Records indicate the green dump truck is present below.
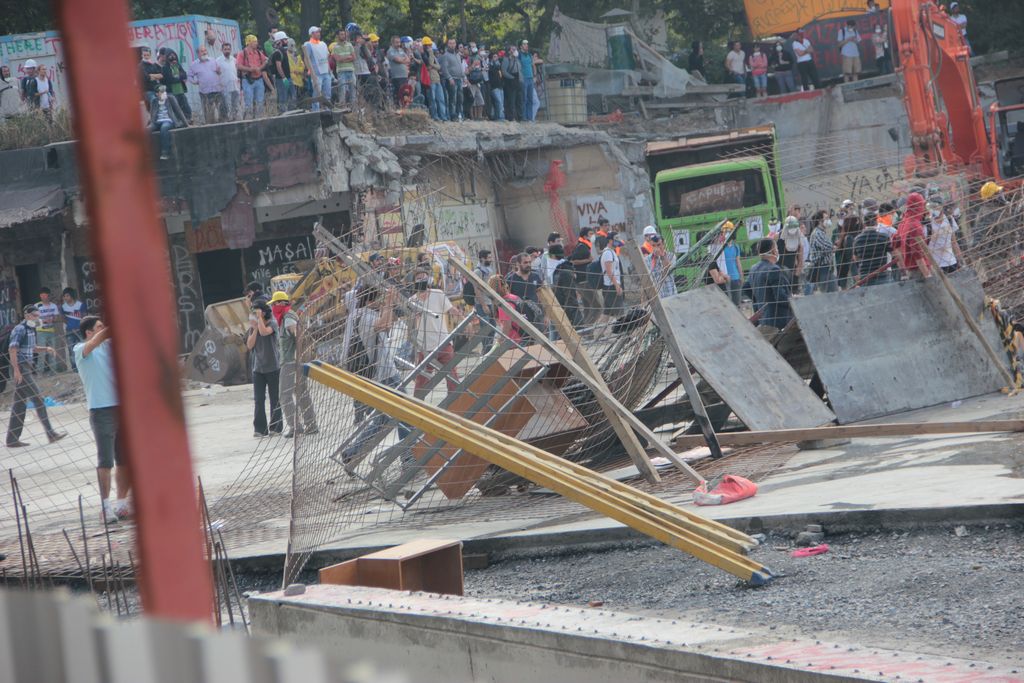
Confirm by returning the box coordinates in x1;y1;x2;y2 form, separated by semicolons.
646;125;786;285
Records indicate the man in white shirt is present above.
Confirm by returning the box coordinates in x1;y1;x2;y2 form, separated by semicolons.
540;232;564;284
74;317;132;523
948;2;972;55
724;41;746;86
791;28;821;91
35;287;62;374
216;42;241;121
838;19;862;82
927;200;963;273
599;232;624;330
410;268;462;398
304;26;332;110
342;285;411;465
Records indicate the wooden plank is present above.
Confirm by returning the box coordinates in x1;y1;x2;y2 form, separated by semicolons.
451;258;705;484
318;559;359;586
306;363;771;584
360;539;461;561
537;286;661;485
673;419;1024;449
660;285;835;430
314;363;755;553
415;359;533;499
622;239;725;458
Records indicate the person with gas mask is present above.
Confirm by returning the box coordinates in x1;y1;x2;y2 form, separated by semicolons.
7;305;66;447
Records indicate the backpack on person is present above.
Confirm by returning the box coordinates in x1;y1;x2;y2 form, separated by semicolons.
585;259;604;289
515;297;544;327
345;311;375;378
462;277;477;307
553;261;580;325
502;293;542;344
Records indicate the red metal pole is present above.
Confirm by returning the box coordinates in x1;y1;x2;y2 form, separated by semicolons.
53;0;213;621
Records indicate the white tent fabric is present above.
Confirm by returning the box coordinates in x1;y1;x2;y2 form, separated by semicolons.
547;8;700;98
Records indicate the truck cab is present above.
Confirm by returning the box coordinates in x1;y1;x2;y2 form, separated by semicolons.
646;125;785;286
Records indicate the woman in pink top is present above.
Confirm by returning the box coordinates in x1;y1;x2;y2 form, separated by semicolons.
487;275;522;345
749;44;769;98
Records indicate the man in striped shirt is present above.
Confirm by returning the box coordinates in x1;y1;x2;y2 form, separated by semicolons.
6;305;66;447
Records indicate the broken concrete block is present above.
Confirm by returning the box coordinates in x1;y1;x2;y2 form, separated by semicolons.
795;524;825;547
348;164;370;189
346;136;375;154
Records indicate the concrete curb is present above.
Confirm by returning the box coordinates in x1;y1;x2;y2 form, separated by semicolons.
250;584;1024;683
229;502;1024;574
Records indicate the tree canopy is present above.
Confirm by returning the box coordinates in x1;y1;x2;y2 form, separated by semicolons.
0;0;1016;77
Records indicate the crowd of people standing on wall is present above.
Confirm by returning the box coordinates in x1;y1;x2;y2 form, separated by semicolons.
687;0;973;98
132;23;547;159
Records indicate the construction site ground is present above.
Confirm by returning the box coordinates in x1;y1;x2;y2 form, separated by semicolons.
5;372;1023;672
210;385;1024;561
4;374;1024;563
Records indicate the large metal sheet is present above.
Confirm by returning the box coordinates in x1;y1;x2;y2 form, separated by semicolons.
661;285;835;430
791;269;1009;424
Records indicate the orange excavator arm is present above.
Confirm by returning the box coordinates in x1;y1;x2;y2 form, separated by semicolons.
891;0;992;178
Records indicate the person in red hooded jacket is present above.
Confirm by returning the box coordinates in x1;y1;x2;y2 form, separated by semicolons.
892;192;932;278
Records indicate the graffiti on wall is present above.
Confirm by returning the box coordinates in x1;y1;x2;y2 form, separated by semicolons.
242;236;315;291
400;186;496;265
0;277;19;335
793;163;905;212
0;16;240;114
576;195;626;232
170;239;205;353
74;258;103;317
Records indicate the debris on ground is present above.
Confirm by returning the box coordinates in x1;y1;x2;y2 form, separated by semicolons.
464;524;1024;666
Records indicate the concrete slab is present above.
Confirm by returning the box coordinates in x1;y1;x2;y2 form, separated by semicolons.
249;584;1024;683
792;269;1011;424
661;286;835;430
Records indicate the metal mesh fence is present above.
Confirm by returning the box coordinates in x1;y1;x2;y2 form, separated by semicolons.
4;134;1023;590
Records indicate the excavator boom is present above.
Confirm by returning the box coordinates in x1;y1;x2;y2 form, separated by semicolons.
891;0;993;179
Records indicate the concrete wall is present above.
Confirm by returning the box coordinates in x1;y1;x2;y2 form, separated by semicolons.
401;162;503;264
249;585;834;683
497;144;625;251
739;82;910;212
387;123;658;252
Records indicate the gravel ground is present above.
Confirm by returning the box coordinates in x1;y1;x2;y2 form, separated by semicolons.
464;523;1024;667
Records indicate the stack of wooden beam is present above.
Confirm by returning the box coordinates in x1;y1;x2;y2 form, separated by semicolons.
305;362;775;586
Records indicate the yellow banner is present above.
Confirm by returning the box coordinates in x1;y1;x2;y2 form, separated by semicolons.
744;0;891;36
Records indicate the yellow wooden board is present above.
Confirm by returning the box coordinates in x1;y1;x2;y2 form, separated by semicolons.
744;0;890;36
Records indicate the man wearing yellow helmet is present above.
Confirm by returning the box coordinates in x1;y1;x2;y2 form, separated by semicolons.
237;34;268;118
270;291;318;438
422;36;447;121
979;181;1003;202
719;222;743;304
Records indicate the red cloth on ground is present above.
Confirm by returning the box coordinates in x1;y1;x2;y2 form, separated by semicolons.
693;474;758;506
